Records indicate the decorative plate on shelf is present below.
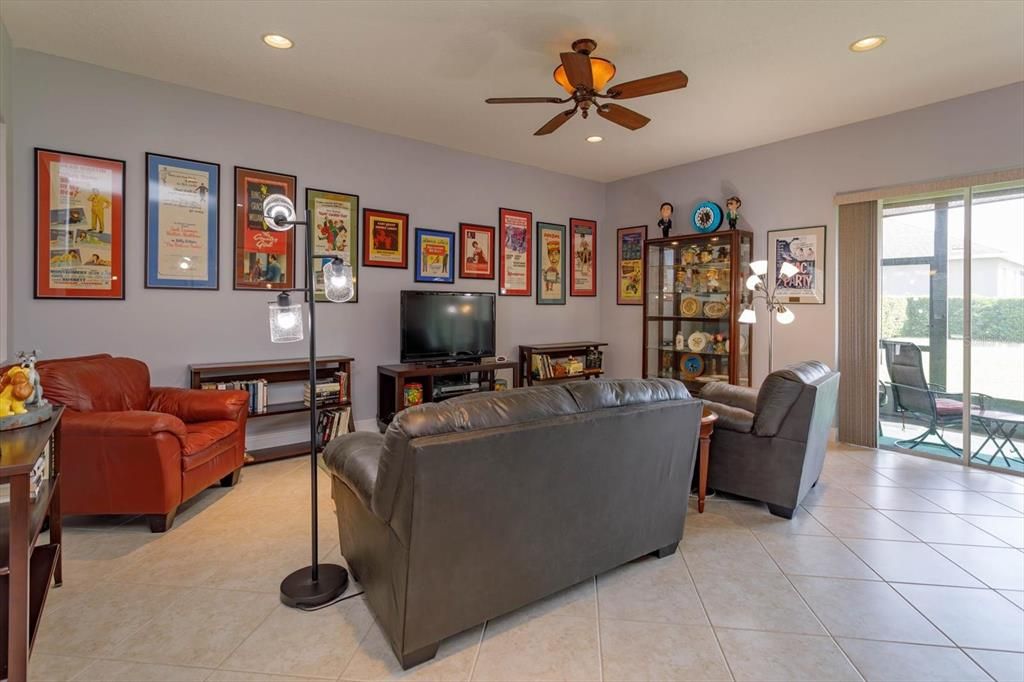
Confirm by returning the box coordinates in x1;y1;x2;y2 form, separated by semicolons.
681;353;705;379
680;297;700;317
691;201;723;233
688;331;708;352
704;301;727;318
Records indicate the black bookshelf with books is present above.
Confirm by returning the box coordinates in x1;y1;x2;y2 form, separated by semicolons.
189;356;355;464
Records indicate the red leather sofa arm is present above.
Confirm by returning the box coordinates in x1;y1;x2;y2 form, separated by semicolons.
148;387;249;424
62;409;189;447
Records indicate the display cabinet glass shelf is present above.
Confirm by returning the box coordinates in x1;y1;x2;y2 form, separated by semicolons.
642;230;753;394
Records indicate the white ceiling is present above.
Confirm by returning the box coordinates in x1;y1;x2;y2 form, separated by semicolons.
3;0;1023;182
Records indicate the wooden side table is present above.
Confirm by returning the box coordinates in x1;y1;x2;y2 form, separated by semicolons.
697;407;718;513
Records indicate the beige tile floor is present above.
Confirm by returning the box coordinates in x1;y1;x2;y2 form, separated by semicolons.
29;443;1024;682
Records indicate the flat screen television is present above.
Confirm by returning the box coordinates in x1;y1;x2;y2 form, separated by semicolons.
400;290;496;364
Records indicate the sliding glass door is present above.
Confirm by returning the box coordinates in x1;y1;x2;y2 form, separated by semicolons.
878;182;1023;473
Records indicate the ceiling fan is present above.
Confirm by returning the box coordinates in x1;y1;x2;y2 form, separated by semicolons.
486;38;688;136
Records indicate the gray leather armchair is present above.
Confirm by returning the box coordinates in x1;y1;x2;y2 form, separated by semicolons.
700;361;840;518
323;378;703;669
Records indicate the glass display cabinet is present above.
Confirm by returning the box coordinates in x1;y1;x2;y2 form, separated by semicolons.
642;230;753;394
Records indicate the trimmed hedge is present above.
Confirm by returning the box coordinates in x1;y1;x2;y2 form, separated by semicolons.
883;297;1024;343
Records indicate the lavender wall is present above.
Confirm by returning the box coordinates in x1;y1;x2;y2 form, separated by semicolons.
601;82;1024;386
9;51;606;437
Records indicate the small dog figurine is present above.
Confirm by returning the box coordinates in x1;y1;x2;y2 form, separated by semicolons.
17;350;49;408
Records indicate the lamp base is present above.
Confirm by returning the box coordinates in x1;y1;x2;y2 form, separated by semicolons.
280;563;349;608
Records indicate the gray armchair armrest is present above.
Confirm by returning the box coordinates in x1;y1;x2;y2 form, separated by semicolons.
322;431;385;510
700;382;758;413
701;400;754;433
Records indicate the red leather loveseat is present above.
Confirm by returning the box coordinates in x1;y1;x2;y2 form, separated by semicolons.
35;354;248;531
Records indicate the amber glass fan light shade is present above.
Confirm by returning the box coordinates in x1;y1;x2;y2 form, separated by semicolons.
553;58;616;93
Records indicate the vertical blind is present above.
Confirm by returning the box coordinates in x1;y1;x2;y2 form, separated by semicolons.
837;200;879;446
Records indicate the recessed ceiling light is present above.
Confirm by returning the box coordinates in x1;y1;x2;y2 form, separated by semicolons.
263;34;294;49
586;135;603;143
849;35;886;52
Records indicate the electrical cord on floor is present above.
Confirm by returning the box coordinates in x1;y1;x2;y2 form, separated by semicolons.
298;587;366;611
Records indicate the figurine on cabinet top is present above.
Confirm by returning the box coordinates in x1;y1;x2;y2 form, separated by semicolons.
726;196;742;230
658;202;674;238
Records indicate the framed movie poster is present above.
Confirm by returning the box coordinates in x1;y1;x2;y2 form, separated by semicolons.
233;166;296;290
459;223;495;280
363;208;408;268
499;207;532;296
145;153;219;290
414;228;455;284
308;188;359;302
536;222;566;305
616;225;645;305
569;217;596;297
35;148;125;299
768;225;826;304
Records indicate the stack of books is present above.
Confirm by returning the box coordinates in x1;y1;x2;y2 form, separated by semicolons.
531;354;584;380
303;371;348;407
0;445;50;503
316;406;351;449
200;379;269;414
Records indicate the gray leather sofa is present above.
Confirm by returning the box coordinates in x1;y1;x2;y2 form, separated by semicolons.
323;378;702;669
700;361;840;518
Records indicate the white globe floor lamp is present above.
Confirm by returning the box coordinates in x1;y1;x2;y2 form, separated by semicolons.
738;259;797;374
262;193;355;608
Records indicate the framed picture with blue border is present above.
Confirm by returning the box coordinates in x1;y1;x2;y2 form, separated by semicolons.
414;228;455;283
145;152;220;289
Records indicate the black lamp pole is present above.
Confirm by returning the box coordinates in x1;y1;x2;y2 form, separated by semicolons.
276;209;349;608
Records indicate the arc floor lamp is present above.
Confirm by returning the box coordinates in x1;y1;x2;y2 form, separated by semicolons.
262;193;354;608
738;259;797;374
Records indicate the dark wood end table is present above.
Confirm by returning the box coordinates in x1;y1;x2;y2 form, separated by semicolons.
697;407;718;513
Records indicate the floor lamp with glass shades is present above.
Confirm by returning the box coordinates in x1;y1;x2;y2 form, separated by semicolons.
738;259;797;374
262;193;355;608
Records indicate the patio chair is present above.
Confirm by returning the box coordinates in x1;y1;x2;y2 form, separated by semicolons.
880;340;984;456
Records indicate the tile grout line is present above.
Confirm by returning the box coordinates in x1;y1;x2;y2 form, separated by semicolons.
593;576;604;682
679;544;737;681
466;618;486;682
747;524;867;682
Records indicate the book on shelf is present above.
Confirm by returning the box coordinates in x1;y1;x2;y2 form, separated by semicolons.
0;443;50;503
531;353;586;380
200;378;270;414
315;406;351;449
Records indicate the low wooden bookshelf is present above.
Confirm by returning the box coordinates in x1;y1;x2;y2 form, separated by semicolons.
189;356;354;464
2;406;63;682
518;342;607;386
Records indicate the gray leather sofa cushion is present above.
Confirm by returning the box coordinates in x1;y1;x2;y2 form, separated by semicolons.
565;377;690;410
700;382;758;413
754;361;833;437
322;431;385;507
702;400;754;433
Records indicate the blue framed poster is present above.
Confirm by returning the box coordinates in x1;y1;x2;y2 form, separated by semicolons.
145;152;220;289
414;228;455;283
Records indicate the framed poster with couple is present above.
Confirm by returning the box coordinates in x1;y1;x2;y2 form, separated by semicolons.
499;207;532;296
308;188;359;302
536;222;566;305
768;225;826;304
146;153;219;290
233;166;296;290
35;148;126;300
569;217;596;297
459;223;494;280
363;208;409;268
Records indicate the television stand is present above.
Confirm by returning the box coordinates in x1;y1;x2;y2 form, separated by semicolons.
376;360;519;431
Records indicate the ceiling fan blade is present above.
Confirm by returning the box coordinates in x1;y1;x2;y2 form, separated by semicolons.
534;108;577;136
560;51;593;91
597;103;650;130
606;71;688;99
485;97;565;104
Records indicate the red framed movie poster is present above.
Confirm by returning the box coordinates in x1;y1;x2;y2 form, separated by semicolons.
458;223;495;280
233;166;296;290
499;207;532;296
362;208;409;268
569;217;597;297
35;148;126;299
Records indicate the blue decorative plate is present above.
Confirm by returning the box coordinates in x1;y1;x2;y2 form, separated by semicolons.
691;201;723;233
681;353;704;379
